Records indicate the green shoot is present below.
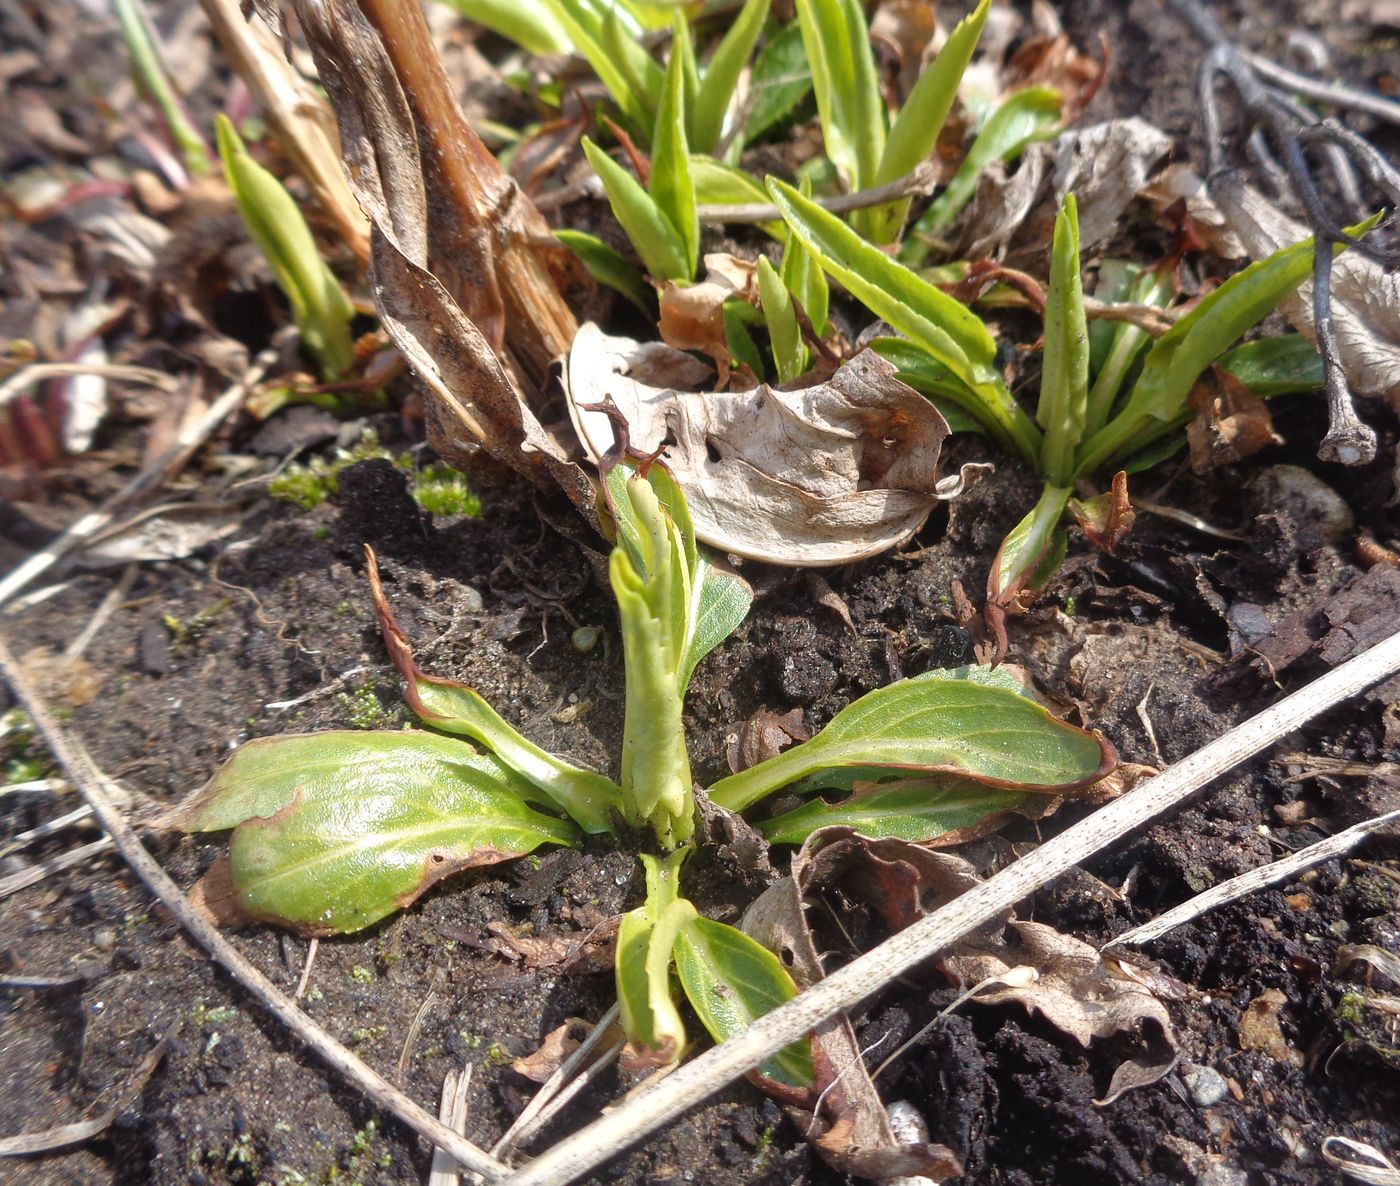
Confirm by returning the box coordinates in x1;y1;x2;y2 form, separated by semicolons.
437;0;571;55
215;116;356;380
113;0;212;179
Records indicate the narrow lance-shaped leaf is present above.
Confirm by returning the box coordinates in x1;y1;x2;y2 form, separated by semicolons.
216;115;354;379
867;0;990;244
794;0;884;195
759;776;1030;846
689;155;788;240
651;30;700;279
1037;194;1089;486
707;664;1111;813
616;850;697;1068
768;178;1042;465
544;0;657;130
367;549;623;834
903;86;1063;264
1084;262;1176;436
555;228;655;316
1075;220;1376;476
181;730;577;935
673;914;814;1088
439;0;571;55
691;0;772;154
582;137;690;283
780;176;829;338
757;255;807;383
1218;335;1325;396
984;483;1071;659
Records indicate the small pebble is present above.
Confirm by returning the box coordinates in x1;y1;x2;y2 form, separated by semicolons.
1182;1063;1229;1108
571;626;600;654
92;928;117;953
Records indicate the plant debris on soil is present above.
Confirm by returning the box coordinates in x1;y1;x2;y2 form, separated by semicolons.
2;0;1399;1185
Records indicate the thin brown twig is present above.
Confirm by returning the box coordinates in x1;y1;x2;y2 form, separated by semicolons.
0;632;510;1182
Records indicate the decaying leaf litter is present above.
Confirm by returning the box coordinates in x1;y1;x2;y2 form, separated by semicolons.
2;0;1399;1184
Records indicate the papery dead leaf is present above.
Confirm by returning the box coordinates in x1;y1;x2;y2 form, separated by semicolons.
726;707;810;774
943;919;1179;1102
290;0;583;493
1185;367;1283;472
960;119;1172;261
482;918;618;973
78;502;244;567
742;879;964;1182
566;325;966;564
511;1019;590;1083
658;253;757;385
1237;988;1304;1067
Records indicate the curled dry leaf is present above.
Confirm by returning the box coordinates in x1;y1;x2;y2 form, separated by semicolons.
511;1019;591;1084
1167;168;1400;404
960;118;1172;261
742;878;964;1182
658;253;758;385
726;706;810;774
481;918;618;973
566;325;971;564
1185;366;1283;472
943;920;1179;1103
1068;470;1135;552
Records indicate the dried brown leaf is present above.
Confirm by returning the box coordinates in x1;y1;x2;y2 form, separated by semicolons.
1068;469;1136;551
943;919;1179;1101
1185;367;1283;472
566;326;958;564
657;254;757;385
511;1019;590;1083
726;707;810;774
1237;988;1304;1067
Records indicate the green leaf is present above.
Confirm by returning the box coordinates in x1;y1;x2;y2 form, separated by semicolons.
1037;194;1089;486
690;155;787;241
758;776;1029;845
582;137;691;282
437;0;571;55
868;0;989;243
1084;262;1175;436
985;482;1072;610
743;20;813;143
692;0;771;154
794;0;884;195
616;850;697;1066
768;178;1041;463
673;915;813;1087
707;665;1109;812
757;255;807;383
216;115;354;380
186;730;576;934
904;86;1062;260
545;0;659;130
1219;335;1325;396
555;228;656;315
723;300;767;379
681;558;753;690
1074;221;1376;476
651;36;700;278
779;178;829;338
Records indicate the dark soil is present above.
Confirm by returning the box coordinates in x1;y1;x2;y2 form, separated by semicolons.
3;1;1399;1185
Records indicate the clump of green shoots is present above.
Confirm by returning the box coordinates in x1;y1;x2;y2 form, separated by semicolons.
178;460;1111;1073
113;0;212;181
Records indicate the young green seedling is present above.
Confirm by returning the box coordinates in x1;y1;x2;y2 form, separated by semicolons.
180;458;1112;1069
216;116;356;381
